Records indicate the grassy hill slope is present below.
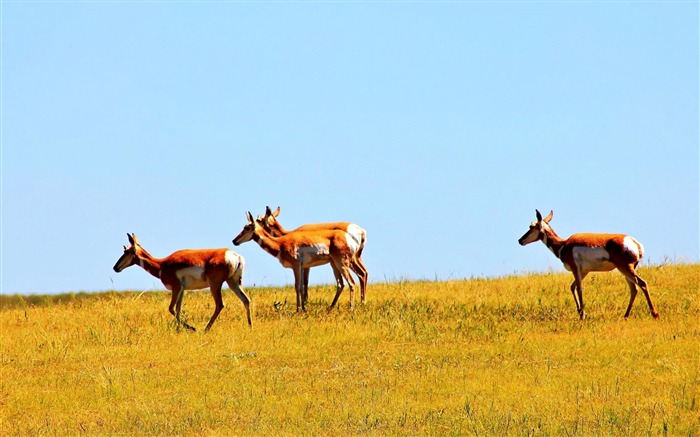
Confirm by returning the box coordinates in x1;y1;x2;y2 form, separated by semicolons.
1;263;698;435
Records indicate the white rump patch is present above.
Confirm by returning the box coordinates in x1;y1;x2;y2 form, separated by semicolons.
622;236;643;261
572;247;615;273
176;266;209;290
345;231;361;254
345;224;365;247
225;250;243;276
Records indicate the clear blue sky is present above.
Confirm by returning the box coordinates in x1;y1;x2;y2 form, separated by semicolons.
2;1;698;295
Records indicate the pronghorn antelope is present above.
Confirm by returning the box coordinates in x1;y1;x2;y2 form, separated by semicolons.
257;206;368;305
518;210;659;320
113;233;252;331
233;212;359;312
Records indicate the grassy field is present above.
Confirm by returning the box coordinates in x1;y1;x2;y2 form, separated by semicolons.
1;263;698;436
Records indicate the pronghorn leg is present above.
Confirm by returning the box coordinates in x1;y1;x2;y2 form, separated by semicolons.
168;287;179;318
637;275;659;319
341;263;357;309
618;264;659;319
569;280;581;313
350;256;368;304
204;283;225;332
303;267;311;307
328;263;345;309
227;276;253;328
292;268;301;312
622;277;639;319
169;286;195;331
573;270;587;320
295;265;306;312
332;259;356;310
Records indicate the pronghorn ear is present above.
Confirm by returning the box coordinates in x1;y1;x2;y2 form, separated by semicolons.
272;206;280;217
543;210;554;223
535;209;543;222
246;211;254;223
130;233;139;245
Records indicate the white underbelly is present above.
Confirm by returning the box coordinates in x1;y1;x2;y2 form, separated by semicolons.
295;244;331;268
571;247;616;273
176;266;209;290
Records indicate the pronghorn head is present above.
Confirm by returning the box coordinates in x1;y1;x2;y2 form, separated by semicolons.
257;206;283;236
233;212;259;246
113;233;142;272
518;210;554;246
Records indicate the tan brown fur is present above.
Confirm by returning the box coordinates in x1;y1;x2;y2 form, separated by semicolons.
518;210;658;320
113;234;252;331
234;212;358;312
258;206;368;305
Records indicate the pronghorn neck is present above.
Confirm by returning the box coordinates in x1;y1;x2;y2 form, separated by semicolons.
136;248;163;279
268;219;289;237
252;228;281;258
541;225;566;259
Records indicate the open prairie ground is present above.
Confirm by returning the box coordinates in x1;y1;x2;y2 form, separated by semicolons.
1;263;698;436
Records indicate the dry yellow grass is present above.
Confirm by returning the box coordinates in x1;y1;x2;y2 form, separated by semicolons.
1;263;698;436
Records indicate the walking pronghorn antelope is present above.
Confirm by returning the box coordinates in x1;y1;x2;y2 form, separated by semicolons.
233;212;359;312
113;233;252;331
257;206;368;306
518;210;659;320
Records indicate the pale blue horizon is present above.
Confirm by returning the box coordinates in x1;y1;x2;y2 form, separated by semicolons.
2;1;698;295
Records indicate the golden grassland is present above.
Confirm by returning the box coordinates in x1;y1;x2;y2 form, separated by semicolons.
1;263;698;436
